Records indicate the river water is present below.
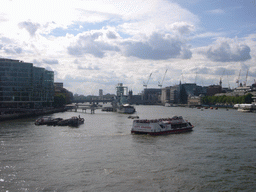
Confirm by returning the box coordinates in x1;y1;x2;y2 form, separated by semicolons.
0;105;256;191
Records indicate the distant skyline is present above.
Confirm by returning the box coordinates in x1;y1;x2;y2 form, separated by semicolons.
1;0;256;95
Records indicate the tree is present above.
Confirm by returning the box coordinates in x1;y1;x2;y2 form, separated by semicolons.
244;93;253;103
53;94;66;108
201;93;253;105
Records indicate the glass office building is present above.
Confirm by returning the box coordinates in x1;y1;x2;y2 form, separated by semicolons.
0;58;54;108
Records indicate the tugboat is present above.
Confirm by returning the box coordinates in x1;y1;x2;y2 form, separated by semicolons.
131;116;194;135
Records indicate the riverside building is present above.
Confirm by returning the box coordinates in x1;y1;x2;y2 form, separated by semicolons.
0;58;54;109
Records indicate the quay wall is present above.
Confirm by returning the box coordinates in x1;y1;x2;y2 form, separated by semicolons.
0;108;67;121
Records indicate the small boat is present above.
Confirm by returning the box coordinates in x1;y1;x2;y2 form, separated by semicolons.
131;116;194;135
128;115;139;119
35;116;53;125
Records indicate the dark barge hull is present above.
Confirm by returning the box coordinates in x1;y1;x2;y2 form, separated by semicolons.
131;127;193;136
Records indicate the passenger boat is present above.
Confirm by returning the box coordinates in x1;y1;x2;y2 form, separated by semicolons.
131;116;194;135
234;104;256;112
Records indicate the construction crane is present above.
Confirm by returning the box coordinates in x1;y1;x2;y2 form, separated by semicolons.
158;69;168;87
143;73;152;88
219;69;225;87
243;69;249;87
236;69;241;87
226;71;230;89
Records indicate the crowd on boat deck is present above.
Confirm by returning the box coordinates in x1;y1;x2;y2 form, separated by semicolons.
134;116;183;123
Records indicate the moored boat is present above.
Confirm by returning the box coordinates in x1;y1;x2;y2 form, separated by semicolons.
35;116;53;125
69;116;84;127
57;116;84;127
131;116;194;135
117;104;136;114
35;116;84;127
46;118;63;126
234;104;256;112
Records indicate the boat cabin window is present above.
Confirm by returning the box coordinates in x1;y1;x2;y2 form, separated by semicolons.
171;123;187;129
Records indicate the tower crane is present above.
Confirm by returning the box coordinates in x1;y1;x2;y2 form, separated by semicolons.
219;69;225;87
143;73;152;88
244;69;249;87
236;69;241;87
226;71;230;89
158;69;168;87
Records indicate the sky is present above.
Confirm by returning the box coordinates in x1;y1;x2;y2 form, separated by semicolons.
1;0;256;95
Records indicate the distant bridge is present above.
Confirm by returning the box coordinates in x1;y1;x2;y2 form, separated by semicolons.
66;103;110;114
72;99;114;104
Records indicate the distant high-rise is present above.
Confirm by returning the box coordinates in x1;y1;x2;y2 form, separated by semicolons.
99;89;103;96
0;58;54;108
99;89;103;99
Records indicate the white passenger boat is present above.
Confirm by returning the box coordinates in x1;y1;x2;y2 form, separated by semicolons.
234;104;256;112
131;116;194;135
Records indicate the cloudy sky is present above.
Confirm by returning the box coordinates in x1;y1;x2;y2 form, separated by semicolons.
1;0;256;95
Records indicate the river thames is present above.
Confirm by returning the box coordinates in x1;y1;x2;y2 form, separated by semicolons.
1;105;256;191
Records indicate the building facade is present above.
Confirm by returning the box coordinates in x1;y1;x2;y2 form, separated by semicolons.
142;88;162;104
161;85;181;105
54;82;73;105
0;58;54;109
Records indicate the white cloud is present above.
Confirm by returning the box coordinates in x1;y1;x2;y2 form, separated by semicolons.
67;31;120;58
198;37;251;62
42;59;59;65
18;21;40;37
168;22;195;35
121;32;192;60
3;46;22;54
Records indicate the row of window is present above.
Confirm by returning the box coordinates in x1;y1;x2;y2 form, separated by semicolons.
0;61;54;103
0;96;54;101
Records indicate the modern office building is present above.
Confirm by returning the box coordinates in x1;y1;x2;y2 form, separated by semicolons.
142;88;162;104
0;58;54;109
99;89;103;99
161;84;181;105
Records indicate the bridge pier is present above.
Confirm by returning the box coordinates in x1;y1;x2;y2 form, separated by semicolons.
91;108;95;114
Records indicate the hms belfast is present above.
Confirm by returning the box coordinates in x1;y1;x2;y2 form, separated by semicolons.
112;83;136;114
